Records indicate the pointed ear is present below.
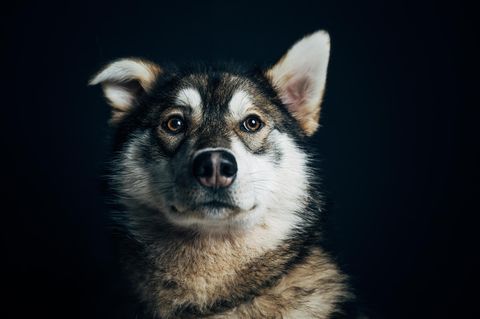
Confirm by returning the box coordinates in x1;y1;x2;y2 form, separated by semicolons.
266;30;330;136
89;58;161;124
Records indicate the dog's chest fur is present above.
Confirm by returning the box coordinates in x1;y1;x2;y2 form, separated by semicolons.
122;223;350;319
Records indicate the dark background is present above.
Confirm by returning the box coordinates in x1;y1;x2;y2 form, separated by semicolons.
1;1;476;318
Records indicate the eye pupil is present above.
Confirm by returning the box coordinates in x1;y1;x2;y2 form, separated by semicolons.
243;116;262;132
166;117;185;133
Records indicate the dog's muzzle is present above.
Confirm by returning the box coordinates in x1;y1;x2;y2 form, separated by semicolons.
192;150;237;189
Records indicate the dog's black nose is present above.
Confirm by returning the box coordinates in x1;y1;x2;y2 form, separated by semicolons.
192;150;237;188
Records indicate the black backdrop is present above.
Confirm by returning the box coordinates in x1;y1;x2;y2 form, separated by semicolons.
1;1;476;318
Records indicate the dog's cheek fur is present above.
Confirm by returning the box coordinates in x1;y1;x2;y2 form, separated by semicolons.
110;130;175;239
229;129;310;237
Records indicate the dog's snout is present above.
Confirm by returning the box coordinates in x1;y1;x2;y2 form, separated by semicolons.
193;150;237;188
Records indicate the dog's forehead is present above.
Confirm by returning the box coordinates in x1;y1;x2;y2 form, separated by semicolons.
173;73;258;115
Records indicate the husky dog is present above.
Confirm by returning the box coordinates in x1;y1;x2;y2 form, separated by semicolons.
90;31;361;318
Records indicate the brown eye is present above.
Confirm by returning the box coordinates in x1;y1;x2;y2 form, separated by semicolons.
164;116;185;134
242;116;263;132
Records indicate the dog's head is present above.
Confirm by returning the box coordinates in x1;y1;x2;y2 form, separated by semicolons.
91;31;330;234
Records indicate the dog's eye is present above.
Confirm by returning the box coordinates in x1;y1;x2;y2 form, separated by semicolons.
164;116;185;134
241;116;263;133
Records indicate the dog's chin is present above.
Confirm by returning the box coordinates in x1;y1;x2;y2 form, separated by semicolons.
163;201;257;230
173;201;242;220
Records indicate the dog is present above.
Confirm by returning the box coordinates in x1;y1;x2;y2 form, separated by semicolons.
90;30;362;318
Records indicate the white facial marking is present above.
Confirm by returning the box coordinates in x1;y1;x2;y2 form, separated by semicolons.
176;88;202;119
159;131;310;249
229;90;252;120
226;132;309;247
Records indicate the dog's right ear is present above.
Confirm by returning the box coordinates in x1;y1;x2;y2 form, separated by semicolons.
89;58;161;124
266;31;330;136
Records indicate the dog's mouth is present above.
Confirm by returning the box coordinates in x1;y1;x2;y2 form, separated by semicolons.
165;198;258;229
170;200;240;216
166;188;257;225
195;201;238;210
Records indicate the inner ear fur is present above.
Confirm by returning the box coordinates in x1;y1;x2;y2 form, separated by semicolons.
89;58;161;124
266;30;331;136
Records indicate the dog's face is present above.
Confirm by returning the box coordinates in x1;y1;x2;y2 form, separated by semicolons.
91;31;330;233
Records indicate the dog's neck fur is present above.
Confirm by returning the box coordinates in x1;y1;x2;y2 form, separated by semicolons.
115;200;350;319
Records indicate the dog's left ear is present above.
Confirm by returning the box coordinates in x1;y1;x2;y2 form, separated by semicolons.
266;30;330;136
89;58;162;124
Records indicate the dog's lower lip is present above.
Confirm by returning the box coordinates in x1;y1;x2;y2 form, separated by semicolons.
197;201;236;209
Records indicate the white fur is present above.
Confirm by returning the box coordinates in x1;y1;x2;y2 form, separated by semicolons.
89;59;158;87
228;132;310;248
268;30;330;134
89;58;159;110
228;90;252;120
268;31;330;104
124;126;310;246
103;85;135;110
176;88;203;119
156;130;310;250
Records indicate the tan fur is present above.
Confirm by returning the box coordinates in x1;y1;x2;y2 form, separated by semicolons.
265;70;323;136
123;224;350;319
218;249;350;319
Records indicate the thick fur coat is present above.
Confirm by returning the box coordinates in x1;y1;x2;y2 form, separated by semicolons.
91;31;361;318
